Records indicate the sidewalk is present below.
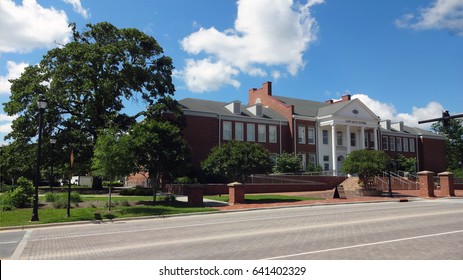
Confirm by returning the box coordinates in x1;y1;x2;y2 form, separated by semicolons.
206;189;463;211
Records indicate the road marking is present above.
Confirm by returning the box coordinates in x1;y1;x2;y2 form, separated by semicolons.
11;230;31;260
264;229;463;260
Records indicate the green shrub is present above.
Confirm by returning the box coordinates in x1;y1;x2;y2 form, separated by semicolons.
119;186;151;196
103;181;124;187
1;177;34;210
174;177;198;184
45;192;56;202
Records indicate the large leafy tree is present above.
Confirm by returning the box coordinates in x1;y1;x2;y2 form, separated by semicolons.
342;149;391;188
431;118;463;176
3;22;175;181
201;141;273;183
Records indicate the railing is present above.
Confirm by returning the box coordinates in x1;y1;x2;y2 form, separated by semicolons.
375;171;420;191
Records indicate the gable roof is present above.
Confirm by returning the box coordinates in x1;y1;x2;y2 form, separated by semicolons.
179;98;287;121
274;95;329;117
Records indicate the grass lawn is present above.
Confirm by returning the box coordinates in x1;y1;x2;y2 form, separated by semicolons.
205;194;325;203
0;194;217;228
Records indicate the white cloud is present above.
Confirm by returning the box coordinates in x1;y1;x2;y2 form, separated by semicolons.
179;0;324;92
0;114;17;134
178;59;241;93
0;61;29;95
395;0;463;36
0;0;71;53
63;0;90;19
352;94;445;129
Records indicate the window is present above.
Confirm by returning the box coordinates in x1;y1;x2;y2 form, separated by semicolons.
396;137;402;152
223;121;232;140
403;138;409;152
382;135;389;150
307;154;316;169
308;127;315;144
247;123;255;142
337;131;343;146
323;155;329;162
269;125;277;143
410;139;415;153
235;122;243;141
298;125;306;144
350;132;356;146
258;124;266;143
389;136;395;151
323;130;329;144
364;132;369;148
324;163;330;171
370;132;375;147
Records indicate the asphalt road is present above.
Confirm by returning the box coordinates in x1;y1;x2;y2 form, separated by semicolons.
1;198;463;260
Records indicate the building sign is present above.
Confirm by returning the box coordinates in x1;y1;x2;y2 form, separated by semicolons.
345;120;367;125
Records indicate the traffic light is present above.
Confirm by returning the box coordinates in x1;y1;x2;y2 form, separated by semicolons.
442;110;450;128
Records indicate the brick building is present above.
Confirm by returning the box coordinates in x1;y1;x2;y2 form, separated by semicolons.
179;81;446;175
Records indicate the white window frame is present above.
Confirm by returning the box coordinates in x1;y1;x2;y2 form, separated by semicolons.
298;125;306;144
410;139;415;153
389;136;395;151
247;123;255;142
396;137;402;152
269;125;277;143
323;130;329;145
403;138;409;152
382;135;389;150
350;132;356;147
308;127;315;144
235;122;243;141
223;121;232;140
258;124;266;143
337;131;343;146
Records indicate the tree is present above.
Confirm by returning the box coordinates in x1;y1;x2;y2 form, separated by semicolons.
3;22;175;183
272;153;302;174
201;141;273;183
92;129;136;210
431;118;463;176
128;118;190;203
341;149;391;188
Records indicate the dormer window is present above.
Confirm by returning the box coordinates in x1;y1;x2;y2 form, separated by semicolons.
248;103;263;117
225;100;241;114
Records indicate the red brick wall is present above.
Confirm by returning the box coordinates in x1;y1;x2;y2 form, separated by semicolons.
418;137;446;173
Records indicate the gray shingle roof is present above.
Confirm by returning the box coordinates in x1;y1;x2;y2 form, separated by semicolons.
179;98;287;121
275;95;353;117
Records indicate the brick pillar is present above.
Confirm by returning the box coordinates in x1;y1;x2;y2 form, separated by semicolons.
228;182;246;205
186;185;205;207
438;172;455;197
417;171;435;197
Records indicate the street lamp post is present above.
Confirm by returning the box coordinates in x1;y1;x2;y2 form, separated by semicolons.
50;138;57;192
31;94;47;222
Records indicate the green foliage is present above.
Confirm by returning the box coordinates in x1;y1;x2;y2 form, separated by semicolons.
431;118;463;174
102;181;124;187
1;177;34;211
128;118;190;202
201;141;273;183
342;150;391;188
396;154;417;173
272;153;302;173
3;22;175;177
92;129;136;181
174;177;198;184
44;192;83;209
119;186;152;196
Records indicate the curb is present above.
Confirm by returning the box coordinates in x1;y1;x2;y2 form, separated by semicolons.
0;197;424;231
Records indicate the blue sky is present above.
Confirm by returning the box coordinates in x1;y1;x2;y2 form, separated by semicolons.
1;0;463;144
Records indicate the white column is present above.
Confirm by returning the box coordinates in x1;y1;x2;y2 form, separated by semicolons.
360;127;365;149
331;124;337;175
374;128;378;150
346;125;351;154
